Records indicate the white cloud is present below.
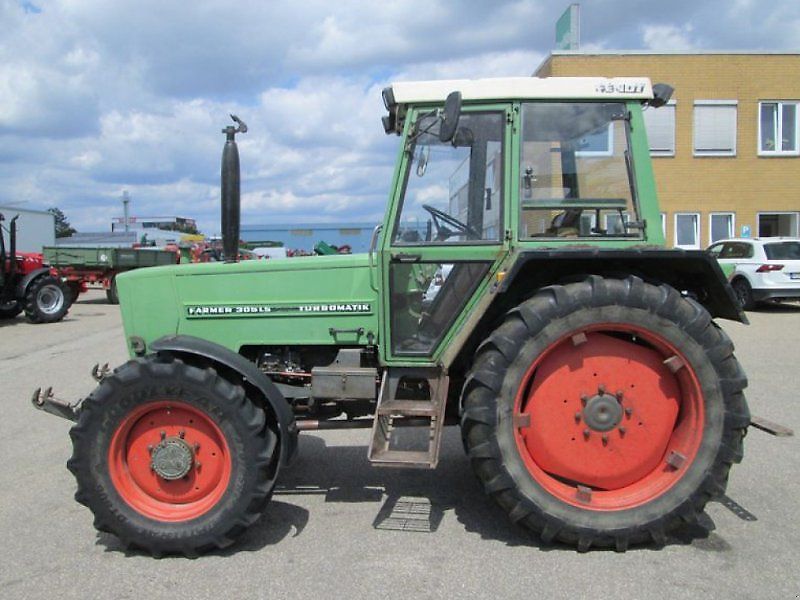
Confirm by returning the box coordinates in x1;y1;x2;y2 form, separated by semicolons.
0;0;798;234
641;24;698;51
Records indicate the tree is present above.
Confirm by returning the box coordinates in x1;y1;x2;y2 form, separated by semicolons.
48;207;77;238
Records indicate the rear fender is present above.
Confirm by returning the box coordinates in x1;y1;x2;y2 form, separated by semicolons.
499;248;747;323
16;267;51;297
149;335;298;466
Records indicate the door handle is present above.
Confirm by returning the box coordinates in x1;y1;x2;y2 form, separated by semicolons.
391;253;422;263
368;224;383;292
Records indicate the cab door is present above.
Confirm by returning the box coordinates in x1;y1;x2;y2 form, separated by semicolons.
378;105;512;365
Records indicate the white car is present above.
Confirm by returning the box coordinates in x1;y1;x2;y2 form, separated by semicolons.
422;264;454;306
708;237;800;309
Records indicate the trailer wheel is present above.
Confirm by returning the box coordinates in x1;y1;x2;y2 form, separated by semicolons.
65;281;82;305
24;275;70;323
68;357;280;556
461;276;749;551
106;276;119;304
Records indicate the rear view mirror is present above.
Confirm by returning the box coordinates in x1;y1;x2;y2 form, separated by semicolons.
439;91;462;142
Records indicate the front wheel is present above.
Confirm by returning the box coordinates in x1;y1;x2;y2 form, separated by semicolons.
68;357;281;556
461;276;749;551
0;300;23;319
24;275;70;323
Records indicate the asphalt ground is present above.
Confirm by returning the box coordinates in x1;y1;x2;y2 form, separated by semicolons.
1;289;798;599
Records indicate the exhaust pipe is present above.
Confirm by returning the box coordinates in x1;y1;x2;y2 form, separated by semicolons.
9;215;18;281
221;115;247;263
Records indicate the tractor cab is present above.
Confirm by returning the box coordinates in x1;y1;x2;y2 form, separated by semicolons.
376;77;676;365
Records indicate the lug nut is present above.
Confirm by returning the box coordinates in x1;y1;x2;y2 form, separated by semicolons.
179;430;185;439
574;411;582;423
598;384;606;395
616;390;624;401
160;430;166;440
196;461;202;471
619;426;627;435
580;395;589;406
147;444;154;454
602;434;609;446
583;428;591;439
625;407;633;417
193;442;200;452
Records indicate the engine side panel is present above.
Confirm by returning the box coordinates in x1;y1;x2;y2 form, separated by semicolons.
117;253;380;355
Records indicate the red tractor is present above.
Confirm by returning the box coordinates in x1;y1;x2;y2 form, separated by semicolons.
1;213;72;323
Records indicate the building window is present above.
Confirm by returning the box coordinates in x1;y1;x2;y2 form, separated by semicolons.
675;213;700;249
604;212;629;234
643;102;676;156
757;212;800;237
759;101;799;156
709;212;735;243
575;123;613;157
693;101;737;156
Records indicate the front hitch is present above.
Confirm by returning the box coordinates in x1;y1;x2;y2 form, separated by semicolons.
31;387;80;422
31;363;110;421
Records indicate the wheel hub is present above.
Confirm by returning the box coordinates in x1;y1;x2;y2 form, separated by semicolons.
151;437;194;480
582;391;623;432
37;284;64;315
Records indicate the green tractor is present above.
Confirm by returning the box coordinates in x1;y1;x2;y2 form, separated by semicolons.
33;77;749;555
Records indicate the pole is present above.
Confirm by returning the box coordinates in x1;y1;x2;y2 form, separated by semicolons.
122;190;130;233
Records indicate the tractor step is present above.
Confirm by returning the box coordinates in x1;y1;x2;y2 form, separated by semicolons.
368;367;448;469
377;399;439;417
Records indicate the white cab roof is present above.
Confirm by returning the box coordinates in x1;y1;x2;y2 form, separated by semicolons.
389;77;654;104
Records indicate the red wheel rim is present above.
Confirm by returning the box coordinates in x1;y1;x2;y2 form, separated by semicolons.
514;325;704;511
108;401;232;521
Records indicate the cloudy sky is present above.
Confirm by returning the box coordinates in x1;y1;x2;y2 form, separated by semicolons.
1;0;798;234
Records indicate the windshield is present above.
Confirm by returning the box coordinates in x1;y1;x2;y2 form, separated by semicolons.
764;241;800;260
519;102;640;239
392;112;504;245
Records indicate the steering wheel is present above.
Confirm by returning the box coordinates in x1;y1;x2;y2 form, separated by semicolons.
421;204;481;241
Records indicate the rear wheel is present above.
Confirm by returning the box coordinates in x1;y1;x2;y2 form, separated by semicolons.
68;357;280;556
24;275;70;323
732;278;755;311
461;276;749;551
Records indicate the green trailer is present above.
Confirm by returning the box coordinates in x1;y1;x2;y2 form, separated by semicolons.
43;246;177;304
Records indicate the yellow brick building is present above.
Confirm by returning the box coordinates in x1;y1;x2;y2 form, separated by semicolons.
535;52;800;248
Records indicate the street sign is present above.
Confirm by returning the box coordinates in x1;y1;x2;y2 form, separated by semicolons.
556;4;580;50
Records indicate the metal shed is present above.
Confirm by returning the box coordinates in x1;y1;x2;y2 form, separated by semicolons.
0;206;56;253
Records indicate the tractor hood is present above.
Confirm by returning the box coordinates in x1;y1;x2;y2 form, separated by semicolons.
116;253;380;357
